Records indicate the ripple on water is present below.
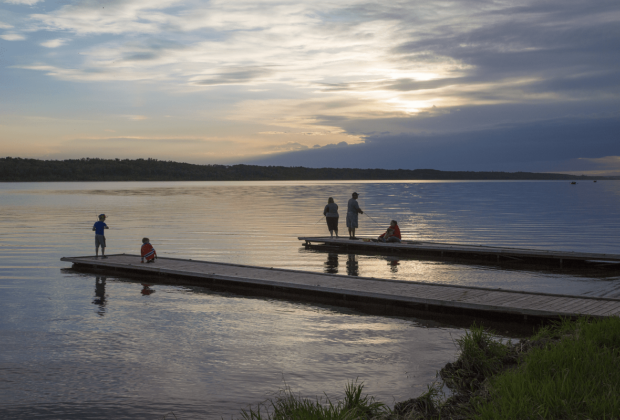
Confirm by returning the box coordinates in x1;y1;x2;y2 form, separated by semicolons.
1;180;619;418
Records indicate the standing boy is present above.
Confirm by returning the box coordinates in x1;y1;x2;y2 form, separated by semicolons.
92;214;109;258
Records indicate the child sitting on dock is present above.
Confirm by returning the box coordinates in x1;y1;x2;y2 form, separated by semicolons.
141;238;158;263
378;220;402;243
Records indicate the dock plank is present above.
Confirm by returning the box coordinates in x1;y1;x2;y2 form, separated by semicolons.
554;298;596;313
299;237;620;265
588;301;620;316
568;299;611;314
512;296;560;310
464;292;526;306
61;254;620;321
541;298;586;312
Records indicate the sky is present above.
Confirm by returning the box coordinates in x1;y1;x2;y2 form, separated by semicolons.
1;0;619;174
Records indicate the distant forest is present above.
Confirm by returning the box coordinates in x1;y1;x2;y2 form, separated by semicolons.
0;157;614;181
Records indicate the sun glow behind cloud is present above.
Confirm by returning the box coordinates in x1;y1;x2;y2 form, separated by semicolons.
1;0;619;170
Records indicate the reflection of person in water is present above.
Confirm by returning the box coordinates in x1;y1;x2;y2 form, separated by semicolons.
141;284;155;296
324;252;339;274
346;254;359;276
388;259;400;273
93;276;107;316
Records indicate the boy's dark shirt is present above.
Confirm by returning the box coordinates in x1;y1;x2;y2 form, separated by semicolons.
93;221;107;235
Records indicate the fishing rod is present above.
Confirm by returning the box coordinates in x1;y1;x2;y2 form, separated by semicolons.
313;215;325;225
364;212;383;226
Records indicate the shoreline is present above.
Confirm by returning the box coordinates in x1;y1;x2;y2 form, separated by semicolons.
233;316;620;419
2;158;617;182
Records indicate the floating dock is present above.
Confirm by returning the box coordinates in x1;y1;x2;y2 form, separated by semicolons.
61;254;620;323
299;237;620;267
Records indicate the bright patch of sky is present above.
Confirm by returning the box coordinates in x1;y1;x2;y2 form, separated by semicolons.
1;0;619;172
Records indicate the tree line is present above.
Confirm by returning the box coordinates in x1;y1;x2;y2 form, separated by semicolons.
0;157;613;181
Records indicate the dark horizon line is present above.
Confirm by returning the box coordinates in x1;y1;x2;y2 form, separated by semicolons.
1;157;617;181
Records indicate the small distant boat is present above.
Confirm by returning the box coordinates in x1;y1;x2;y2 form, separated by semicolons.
594;180;597;183
571;182;577;185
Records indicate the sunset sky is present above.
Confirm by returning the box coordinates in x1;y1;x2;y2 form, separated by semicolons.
1;0;619;173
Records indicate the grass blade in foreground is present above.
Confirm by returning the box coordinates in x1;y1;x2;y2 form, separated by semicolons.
238;380;390;420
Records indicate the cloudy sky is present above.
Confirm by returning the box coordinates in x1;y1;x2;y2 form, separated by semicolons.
1;0;619;173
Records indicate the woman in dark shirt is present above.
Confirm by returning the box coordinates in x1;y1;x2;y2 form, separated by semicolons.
323;197;339;238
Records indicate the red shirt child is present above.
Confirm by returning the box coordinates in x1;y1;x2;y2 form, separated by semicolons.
379;221;401;239
141;238;157;263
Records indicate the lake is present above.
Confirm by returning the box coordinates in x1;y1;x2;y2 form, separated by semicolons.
1;180;619;419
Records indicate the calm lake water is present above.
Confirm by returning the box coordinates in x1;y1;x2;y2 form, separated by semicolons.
1;180;619;419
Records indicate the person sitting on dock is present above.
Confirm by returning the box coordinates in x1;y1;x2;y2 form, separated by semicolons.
378;220;401;243
346;192;363;240
141;238;158;263
92;214;109;259
323;197;339;238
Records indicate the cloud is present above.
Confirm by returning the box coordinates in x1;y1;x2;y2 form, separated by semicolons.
259;130;340;136
192;67;275;86
20;0;620;113
0;22;14;29
573;156;620;174
4;0;43;4
19;0;617;146
1;33;25;41
17;64;158;82
245;115;620;172
259;131;291;135
43;135;246;161
260;142;310;153
29;0;181;35
4;0;620;168
40;38;70;48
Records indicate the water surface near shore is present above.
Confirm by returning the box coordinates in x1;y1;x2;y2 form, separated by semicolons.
1;180;619;419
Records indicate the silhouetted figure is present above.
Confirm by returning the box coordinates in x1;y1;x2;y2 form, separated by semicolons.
92;214;109;259
346;192;363;239
378;220;402;243
92;276;107;316
346;254;359;276
323;197;339;238
324;252;339;274
141;237;158;263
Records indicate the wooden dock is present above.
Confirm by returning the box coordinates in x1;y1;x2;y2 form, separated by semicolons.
61;254;620;322
299;237;620;267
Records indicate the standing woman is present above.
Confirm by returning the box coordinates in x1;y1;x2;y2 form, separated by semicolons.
324;197;339;238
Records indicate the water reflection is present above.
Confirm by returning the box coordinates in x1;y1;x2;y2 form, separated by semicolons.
386;257;400;273
324;253;339;274
346;254;359;276
5;180;619;419
141;284;156;296
93;276;107;316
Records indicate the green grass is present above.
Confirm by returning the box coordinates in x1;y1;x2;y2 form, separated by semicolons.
238;380;390;420
441;323;511;393
232;317;620;420
473;316;620;420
